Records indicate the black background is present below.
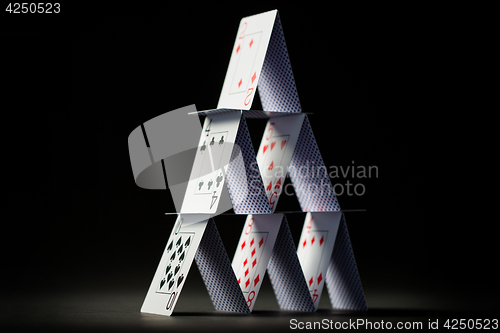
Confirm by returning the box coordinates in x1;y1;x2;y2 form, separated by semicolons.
2;2;497;331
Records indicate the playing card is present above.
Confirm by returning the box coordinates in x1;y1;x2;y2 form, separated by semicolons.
225;116;271;214
231;214;283;311
267;215;316;312
255;114;305;212
181;111;242;214
217;10;277;110
141;214;210;316
195;219;250;313
296;212;341;309
257;12;301;113
325;214;368;311
288;115;341;212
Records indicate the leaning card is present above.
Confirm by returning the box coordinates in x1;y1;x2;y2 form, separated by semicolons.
296;212;342;309
217;10;277;110
141;214;210;316
232;214;283;311
255;114;305;212
181;111;242;214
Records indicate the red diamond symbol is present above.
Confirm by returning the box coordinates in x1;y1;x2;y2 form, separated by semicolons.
243;258;248;267
236;44;241;54
302;239;307;248
241;240;246;250
254;274;260;286
258;238;264;248
317;273;323;284
249;39;254;48
245;268;249;277
250;238;254;247
252;258;257;268
319;236;324;246
245;279;250;288
251;72;256;83
238;78;242;88
309;277;314;287
238;278;241;284
311;236;315;245
251;248;256;257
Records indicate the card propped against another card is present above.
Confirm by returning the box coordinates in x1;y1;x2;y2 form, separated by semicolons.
180;111;242;214
267;212;367;312
217;10;301;113
256;114;304;212
141;214;210;316
297;212;341;310
231;214;283;312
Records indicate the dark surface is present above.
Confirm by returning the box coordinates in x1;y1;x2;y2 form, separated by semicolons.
1;278;498;332
1;2;497;332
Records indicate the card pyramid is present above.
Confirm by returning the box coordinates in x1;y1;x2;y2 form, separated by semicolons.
128;10;367;316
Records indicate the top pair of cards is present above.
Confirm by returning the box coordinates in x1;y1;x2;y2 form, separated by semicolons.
210;9;302;114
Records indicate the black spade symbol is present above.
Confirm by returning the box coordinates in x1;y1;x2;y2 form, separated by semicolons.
170;251;176;261
168;280;175;290
166;272;173;282
177;244;183;254
159;278;166;289
184;237;191;247
174;265;180;276
167;241;173;252
165;264;171;275
178;251;185;262
176;237;182;247
177;274;184;288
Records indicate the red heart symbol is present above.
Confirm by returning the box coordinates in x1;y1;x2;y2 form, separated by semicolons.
271;141;276;151
268;161;274;171
281;140;286;150
263;145;268;154
266;181;272;191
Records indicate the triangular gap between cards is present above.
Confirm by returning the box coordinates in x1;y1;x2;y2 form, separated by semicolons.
252;86;263;110
194;218;250;313
276;176;303;212
267;214;315;312
325;214;368;311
